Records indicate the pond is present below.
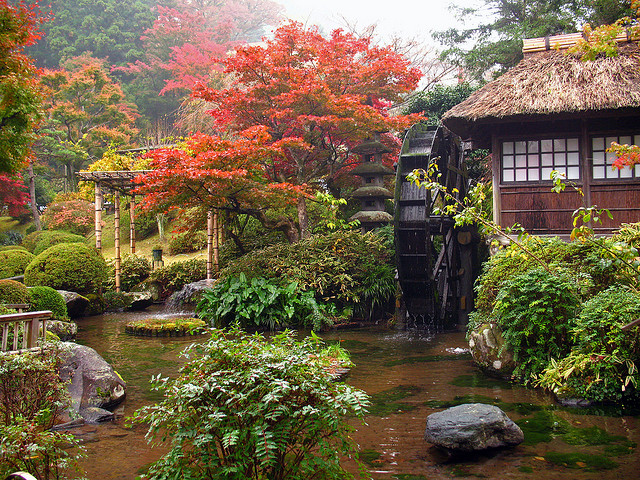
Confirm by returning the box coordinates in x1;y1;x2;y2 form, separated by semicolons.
71;309;640;479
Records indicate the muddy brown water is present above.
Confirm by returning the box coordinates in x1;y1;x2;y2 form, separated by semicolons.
71;309;640;479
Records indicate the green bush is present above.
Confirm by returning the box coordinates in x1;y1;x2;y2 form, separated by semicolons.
196;274;332;331
131;328;368;480
221;230;396;317
168;230;207;255
0;351;83;479
24;243;108;294
28;286;69;321
21;230;47;252
0;245;28;252
104;254;152;292
539;287;640;403
150;258;207;298
32;231;87;256
0;279;30;305
41;199;94;235
102;291;132;312
0;249;35;278
85;293;105;316
0;230;23;246
492;268;580;383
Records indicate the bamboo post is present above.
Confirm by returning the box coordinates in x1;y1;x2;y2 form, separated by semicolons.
207;211;214;280
130;195;136;254
95;182;103;251
214;212;220;274
115;191;121;293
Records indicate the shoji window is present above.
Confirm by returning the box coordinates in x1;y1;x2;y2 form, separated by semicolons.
501;138;580;183
592;135;640;180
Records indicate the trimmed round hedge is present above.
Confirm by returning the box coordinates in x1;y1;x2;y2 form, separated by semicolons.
24;243;108;294
32;231;87;256
28;286;69;321
0;279;30;304
0;250;35;279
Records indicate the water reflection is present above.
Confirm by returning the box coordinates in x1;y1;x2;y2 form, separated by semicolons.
72;311;640;479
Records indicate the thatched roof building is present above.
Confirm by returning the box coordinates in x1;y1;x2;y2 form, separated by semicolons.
442;35;640;236
443;41;640;147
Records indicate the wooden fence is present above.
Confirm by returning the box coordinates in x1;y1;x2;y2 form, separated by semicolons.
0;310;51;354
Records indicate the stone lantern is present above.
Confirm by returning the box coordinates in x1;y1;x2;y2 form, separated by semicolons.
349;133;394;232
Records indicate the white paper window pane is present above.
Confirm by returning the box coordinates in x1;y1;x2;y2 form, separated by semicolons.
593;166;606;179
592;137;605;151
528;169;540;181
502;155;514;168
554;153;566;166
567;138;579;151
635;135;640;146
527;141;539;153
541;139;553;152
567;152;579;165
542;167;554;179
528;155;539;167
620;136;632;146
620;167;633;178
515;141;526;154
555;167;567;177
516;169;527;181
541;153;553;166
607;166;619;179
554;139;566;151
502;142;514;154
516;155;527;168
503;170;514;182
567;167;580;179
592;152;605;164
636;164;640;177
606;136;617;149
606;151;617;165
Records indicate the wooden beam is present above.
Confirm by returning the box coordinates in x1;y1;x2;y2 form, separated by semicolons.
95;182;103;252
214;212;220;274
115;191;121;293
130;195;136;254
207;211;214;280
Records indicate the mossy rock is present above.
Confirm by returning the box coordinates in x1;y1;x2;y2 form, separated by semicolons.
0;279;30;304
24;243;108;295
468;322;516;379
0;249;35;279
125;317;207;337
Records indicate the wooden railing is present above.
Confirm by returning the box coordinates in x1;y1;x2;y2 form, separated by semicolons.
0;310;51;354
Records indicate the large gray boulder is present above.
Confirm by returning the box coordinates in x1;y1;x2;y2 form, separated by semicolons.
57;290;89;318
424;403;524;451
468;322;516;379
125;291;153;311
57;342;126;422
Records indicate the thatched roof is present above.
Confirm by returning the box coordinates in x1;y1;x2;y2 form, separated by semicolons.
442;43;640;139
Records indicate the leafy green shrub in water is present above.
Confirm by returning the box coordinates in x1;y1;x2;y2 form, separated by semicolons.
0;350;83;479
31;230;87;256
539;286;640;402
221;230;396;318
28;286;69;321
493;268;580;383
0;249;34;278
168;230;207;255
0;279;30;305
196;274;333;331
150;258;207;298
103;254;152;292
24;243;108;294
131;328;369;480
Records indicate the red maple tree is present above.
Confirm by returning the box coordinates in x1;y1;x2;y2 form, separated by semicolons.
138;22;422;241
0;174;28;218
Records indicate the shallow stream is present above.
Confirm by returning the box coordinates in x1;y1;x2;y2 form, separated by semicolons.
72;309;640;479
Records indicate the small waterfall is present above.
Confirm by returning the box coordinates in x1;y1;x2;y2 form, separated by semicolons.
165;279;215;313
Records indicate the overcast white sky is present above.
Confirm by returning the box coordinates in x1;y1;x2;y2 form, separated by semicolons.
277;0;462;45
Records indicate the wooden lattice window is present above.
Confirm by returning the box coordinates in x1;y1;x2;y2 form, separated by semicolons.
501;138;580;183
592;135;640;180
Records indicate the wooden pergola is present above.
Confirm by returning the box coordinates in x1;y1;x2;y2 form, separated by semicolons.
77;170;220;292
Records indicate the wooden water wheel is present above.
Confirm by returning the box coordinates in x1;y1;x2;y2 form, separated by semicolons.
394;124;476;329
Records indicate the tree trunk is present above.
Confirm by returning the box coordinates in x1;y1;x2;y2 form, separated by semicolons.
28;160;41;231
297;196;310;241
